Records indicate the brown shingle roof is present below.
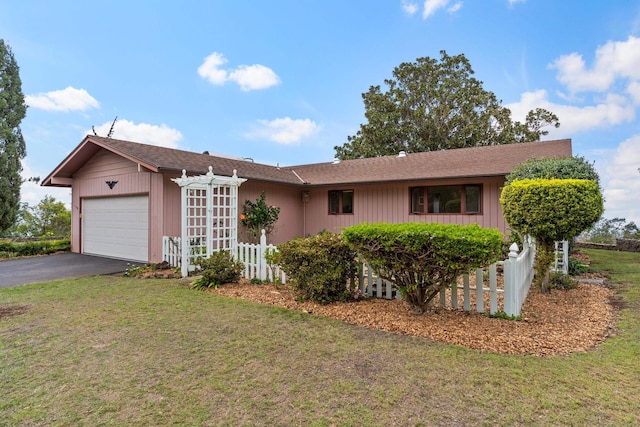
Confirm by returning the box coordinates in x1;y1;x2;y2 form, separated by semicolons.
43;135;572;187
286;139;572;185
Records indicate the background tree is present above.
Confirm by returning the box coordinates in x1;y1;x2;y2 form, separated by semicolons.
0;39;27;236
335;51;559;160
500;179;603;293
14;195;71;238
581;217;640;243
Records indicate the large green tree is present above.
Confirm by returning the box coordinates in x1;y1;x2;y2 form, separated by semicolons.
335;51;559;159
14;195;71;238
0;39;27;236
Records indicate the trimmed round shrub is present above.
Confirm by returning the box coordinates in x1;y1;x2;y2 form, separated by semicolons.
269;232;358;304
500;178;603;292
343;222;503;314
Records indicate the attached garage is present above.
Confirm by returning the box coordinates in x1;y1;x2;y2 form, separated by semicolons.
82;195;149;262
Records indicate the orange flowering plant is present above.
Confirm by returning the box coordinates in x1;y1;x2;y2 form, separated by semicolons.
240;192;280;243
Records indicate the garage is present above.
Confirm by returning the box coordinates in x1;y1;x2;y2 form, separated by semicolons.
82;195;149;262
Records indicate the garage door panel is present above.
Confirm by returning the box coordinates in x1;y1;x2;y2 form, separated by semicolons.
83;196;149;262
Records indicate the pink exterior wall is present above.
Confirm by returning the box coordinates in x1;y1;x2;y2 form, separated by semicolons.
71;149;164;261
238;181;304;244
161;173;182;239
69;150;510;263
302;177;508;237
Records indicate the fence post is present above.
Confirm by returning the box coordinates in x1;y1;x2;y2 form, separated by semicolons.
259;229;267;280
503;242;519;317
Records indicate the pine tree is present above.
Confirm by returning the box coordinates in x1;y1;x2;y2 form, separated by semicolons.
0;39;27;235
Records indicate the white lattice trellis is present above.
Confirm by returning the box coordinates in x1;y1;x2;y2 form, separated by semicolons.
172;166;247;277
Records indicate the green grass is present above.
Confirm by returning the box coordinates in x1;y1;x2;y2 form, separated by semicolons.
1;249;639;426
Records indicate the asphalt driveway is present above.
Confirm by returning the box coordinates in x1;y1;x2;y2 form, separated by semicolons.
0;253;139;288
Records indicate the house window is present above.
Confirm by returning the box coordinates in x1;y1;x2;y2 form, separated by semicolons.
410;185;481;214
329;190;353;214
411;187;424;214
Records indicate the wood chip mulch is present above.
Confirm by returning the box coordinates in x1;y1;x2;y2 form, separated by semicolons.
210;276;618;357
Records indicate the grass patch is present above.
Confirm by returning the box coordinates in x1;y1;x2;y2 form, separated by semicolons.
1;249;639;426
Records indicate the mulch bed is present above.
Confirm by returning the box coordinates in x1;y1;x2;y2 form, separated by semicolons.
208;250;618;357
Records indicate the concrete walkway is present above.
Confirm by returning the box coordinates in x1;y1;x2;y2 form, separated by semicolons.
0;253;139;288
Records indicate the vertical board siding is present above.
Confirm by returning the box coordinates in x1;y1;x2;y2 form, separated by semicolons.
303;177;507;237
162;173;182;239
74;149;140;178
238;181;303;244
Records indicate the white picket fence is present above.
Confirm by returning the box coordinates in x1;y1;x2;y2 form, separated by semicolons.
236;231;287;284
357;237;536;317
553;240;569;274
163;231;286;284
162;236;182;268
163;233;537;317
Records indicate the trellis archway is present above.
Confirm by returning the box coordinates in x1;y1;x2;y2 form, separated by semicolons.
172;166;247;277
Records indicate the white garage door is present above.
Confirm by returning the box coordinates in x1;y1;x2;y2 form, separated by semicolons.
82;195;149;262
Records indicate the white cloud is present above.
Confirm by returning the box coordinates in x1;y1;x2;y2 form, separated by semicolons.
197;52;229;85
87;119;183;149
506;89;636;137
229;64;281;91
20;160;71;208
197;52;280;91
245;117;320;144
627;81;640;105
422;0;452;19
600;135;640;224
549;36;640;94
447;2;462;13
401;0;418;15
507;0;526;5
25;86;99;112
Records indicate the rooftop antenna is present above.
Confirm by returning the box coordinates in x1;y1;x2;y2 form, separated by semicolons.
107;116;118;138
91;116;118;138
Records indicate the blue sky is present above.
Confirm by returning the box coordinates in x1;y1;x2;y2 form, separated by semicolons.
3;0;640;224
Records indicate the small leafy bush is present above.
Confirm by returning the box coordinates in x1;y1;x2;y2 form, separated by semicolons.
568;257;589;276
269;232;358;304
192;251;244;289
550;271;577;290
123;263;147;277
488;311;522;321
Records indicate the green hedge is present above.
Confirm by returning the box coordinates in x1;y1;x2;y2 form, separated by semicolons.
343;222;503;314
0;239;71;257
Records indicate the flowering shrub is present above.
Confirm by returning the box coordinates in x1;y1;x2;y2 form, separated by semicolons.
269;231;358;304
240;192;280;243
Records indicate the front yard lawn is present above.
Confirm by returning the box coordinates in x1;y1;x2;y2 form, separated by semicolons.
1;248;639;426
